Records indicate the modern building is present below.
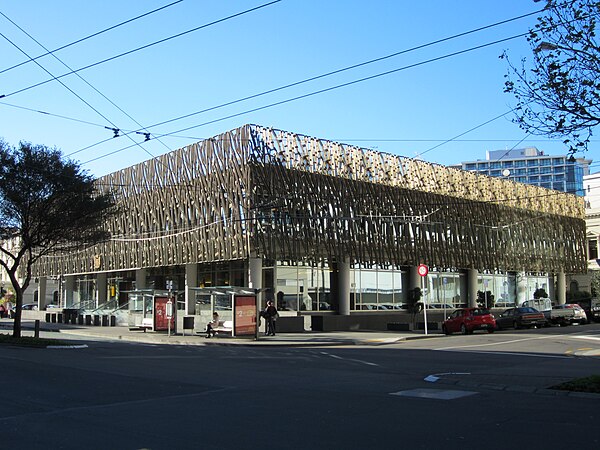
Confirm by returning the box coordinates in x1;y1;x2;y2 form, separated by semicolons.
569;171;600;295
451;147;591;196
29;125;586;330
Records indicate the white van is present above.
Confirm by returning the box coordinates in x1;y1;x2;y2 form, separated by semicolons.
521;298;552;311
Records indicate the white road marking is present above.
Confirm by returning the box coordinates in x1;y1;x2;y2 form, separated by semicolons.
569;335;600;342
436;349;572;359
47;344;88;349
320;351;379;366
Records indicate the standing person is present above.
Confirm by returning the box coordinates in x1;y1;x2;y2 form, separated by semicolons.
0;303;5;319
205;311;221;338
264;300;278;336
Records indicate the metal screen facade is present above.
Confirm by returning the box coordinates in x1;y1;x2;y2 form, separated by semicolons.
36;124;586;276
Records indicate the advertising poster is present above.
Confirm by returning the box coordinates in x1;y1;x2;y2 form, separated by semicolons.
154;296;175;331
233;295;256;336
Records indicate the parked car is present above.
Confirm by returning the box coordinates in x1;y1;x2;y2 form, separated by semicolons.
521;299;575;326
495;307;547;330
22;303;39;311
553;303;587;325
442;308;496;335
568;299;600;323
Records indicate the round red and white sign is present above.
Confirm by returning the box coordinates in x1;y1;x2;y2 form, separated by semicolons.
417;264;428;277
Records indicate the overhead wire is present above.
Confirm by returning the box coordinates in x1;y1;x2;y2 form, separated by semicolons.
0;11;173;153
81;31;530;165
2;5;547;159
0;0;184;75
0;0;282;99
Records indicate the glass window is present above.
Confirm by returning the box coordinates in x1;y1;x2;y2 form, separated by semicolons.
502;161;513;168
465;163;476;170
589;239;598;260
540;158;551;166
490;170;501;177
527;159;538;166
552;157;564;165
515;160;526;168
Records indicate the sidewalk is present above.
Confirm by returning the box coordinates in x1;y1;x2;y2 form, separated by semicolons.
0;318;441;347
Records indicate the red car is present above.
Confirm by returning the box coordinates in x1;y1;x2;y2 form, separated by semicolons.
442;308;496;335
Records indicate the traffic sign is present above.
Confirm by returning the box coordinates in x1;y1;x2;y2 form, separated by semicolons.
417;264;428;277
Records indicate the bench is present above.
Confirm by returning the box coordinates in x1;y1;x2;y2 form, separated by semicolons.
129;317;153;332
202;320;233;337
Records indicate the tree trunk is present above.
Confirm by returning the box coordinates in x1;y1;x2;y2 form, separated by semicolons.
12;285;23;338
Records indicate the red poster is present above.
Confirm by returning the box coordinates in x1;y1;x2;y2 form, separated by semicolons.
154;296;175;331
234;295;256;336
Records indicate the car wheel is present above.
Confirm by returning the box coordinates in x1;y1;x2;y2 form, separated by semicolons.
487;328;494;333
442;325;450;335
461;324;468;335
513;320;520;330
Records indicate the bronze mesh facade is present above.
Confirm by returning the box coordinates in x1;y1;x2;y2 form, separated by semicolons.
36;124;586;276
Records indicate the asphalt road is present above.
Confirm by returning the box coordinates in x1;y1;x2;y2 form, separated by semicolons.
1;325;599;450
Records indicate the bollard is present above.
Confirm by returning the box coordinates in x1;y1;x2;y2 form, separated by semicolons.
34;319;40;338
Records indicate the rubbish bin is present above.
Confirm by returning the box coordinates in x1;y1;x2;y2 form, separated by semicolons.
46;313;51;323
77;314;84;325
85;315;92;325
93;315;100;326
101;315;109;326
110;315;116;327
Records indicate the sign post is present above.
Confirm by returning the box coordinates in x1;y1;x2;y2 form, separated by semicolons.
166;298;173;337
417;264;429;335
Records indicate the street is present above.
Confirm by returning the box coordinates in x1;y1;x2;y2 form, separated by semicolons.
1;324;599;450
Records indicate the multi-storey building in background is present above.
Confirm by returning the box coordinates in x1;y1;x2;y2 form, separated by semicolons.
452;147;591;196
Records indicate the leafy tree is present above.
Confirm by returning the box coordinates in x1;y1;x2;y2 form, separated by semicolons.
502;0;600;155
591;271;600;297
0;141;115;337
566;289;592;301
533;287;549;299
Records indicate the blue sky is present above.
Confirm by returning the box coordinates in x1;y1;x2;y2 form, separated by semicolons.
0;0;590;177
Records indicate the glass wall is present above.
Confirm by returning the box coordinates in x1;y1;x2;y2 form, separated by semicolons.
350;265;404;311
274;261;331;312
425;271;460;308
74;276;95;309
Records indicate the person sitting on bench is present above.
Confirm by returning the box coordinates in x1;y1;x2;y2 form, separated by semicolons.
205;312;221;338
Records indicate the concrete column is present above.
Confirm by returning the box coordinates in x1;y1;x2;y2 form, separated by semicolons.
548;273;556;302
96;273;107;309
516;272;527;306
64;275;74;308
37;276;47;310
338;257;350;316
249;257;263;307
556;272;566;305
185;264;197;315
408;266;420;291
135;268;147;290
467;269;478;308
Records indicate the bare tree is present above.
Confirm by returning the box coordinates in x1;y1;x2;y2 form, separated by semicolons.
0;141;115;337
502;0;600;155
